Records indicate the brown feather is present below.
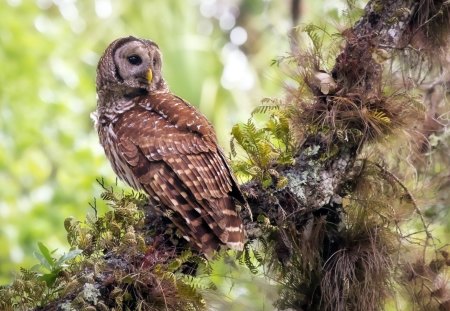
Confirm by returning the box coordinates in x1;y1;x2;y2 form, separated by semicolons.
110;97;245;253
95;37;246;255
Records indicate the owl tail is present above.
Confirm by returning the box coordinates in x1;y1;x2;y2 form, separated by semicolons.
212;197;245;251
178;197;245;255
164;195;244;256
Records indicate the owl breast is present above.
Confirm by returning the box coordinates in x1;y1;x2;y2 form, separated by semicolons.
99;123;142;190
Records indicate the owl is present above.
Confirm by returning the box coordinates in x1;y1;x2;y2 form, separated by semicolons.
94;36;245;255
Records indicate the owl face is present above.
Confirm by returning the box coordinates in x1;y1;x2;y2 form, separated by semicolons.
97;36;167;99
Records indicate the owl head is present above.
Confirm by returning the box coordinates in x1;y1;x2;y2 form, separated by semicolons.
96;36;168;100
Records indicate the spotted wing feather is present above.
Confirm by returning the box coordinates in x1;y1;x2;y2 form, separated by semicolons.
113;95;244;253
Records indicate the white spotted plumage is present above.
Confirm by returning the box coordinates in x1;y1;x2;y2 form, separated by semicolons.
95;36;246;255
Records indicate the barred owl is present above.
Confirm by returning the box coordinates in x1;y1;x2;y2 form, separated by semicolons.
93;36;245;255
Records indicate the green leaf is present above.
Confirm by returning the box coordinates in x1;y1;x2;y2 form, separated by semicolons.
40;271;59;287
37;242;55;267
34;251;52;271
55;249;83;267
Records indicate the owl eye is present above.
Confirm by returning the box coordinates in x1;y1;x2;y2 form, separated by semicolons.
152;58;157;66
127;55;142;65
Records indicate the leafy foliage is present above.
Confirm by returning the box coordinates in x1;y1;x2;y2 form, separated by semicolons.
237;243;263;275
0;268;47;311
231;10;450;311
65;179;148;256
34;242;82;288
0;181;215;310
0;242;82;309
230;101;295;188
280;23;424;154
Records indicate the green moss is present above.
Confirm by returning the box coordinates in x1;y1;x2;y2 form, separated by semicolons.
0;181;211;310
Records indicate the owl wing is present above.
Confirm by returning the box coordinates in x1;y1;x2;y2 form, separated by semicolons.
144;93;246;203
113;96;244;254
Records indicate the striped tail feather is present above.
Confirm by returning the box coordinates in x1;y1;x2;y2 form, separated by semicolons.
211;197;245;251
141;162;244;256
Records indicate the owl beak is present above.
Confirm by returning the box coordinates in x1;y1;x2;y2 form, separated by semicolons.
147;68;153;84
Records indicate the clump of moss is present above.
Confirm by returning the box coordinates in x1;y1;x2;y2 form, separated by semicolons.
398;249;450;311
285;26;424;153
235;24;442;305
292;90;422;148
0;268;47;310
408;0;450;52
252;156;442;311
0;180;211;311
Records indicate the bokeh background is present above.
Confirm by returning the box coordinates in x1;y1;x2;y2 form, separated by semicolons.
0;0;366;307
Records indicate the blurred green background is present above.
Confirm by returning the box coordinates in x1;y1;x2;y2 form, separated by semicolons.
0;0;357;305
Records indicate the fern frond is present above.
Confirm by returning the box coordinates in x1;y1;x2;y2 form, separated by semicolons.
252;101;281;115
369;110;391;124
276;176;289;189
243;244;261;274
160;271;177;284
179;275;214;291
253;249;264;265
230;137;237;157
